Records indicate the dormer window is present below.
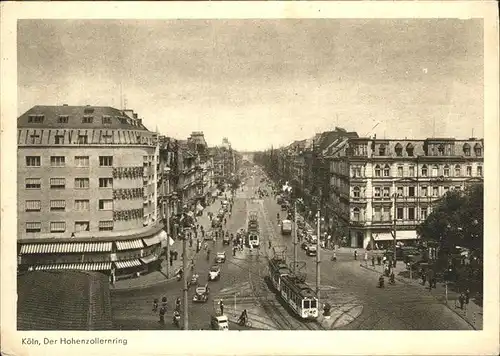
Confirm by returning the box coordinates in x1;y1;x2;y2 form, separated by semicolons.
28;114;45;123
406;143;414;156
394;143;403;156
58;115;69;124
474;143;482;157
102;116;112;125
463;143;471;156
378;144;386;156
82;115;93;124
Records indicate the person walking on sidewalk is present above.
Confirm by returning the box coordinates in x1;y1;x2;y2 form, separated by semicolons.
219;300;224;315
363;251;368;265
371;255;375;267
421;269;427;286
354;250;358;260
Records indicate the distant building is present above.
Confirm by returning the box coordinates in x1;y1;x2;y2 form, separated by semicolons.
17;105;165;278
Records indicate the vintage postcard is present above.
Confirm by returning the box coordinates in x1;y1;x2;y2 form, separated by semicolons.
1;1;498;356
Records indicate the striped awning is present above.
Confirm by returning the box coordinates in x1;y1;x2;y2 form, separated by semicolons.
34;262;112;271
142;234;161;246
115;259;142;269
115;239;144;251
19;242;113;254
140;254;158;264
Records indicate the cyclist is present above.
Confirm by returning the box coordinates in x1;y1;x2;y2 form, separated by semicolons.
238;309;248;326
175;297;181;311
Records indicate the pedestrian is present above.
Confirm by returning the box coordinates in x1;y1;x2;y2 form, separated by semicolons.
224;218;227;226
189;239;193;248
354;250;358;260
219;300;224;315
465;288;470;307
364;251;368;265
268;240;272;249
159;306;166;324
233;246;237;257
377;255;382;266
169;256;173;267
421;270;426;286
458;292;465;309
371;255;375;267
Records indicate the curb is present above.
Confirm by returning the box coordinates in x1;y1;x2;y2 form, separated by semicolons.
110;275;179;292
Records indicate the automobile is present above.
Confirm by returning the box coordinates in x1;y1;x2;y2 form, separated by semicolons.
212;218;222;228
306;245;317;256
210;314;230;330
222;234;230;245
208;265;221;281
301;241;309;250
193;284;210;303
308;235;318;244
215;251;226;263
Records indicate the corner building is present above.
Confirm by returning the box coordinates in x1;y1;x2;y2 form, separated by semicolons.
17;105;166;279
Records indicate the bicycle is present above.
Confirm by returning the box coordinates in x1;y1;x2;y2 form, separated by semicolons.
238;319;252;327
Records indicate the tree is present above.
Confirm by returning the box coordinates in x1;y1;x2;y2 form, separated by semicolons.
417;184;483;256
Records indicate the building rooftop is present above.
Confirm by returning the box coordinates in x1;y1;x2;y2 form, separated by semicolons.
18;105;150;131
17;271;113;330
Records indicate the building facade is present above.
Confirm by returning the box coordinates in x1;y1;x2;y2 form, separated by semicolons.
17;105;166;279
328;137;484;248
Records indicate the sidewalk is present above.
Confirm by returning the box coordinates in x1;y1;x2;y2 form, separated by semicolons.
359;260;483;329
111;193;232;291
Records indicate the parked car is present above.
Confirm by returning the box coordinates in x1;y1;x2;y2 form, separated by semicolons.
301;241;309;250
208;265;221;281
215;251;226;263
193;284;210;303
306;245;317;257
210;314;229;330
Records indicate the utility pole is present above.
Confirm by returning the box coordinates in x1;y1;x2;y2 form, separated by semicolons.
393;193;397;268
165;200;170;278
316;210;321;299
182;228;188;330
293;200;298;274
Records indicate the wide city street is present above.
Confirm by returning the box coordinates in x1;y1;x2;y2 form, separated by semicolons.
110;164;472;331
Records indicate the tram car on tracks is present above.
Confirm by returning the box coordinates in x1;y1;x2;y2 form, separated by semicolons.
267;257;319;320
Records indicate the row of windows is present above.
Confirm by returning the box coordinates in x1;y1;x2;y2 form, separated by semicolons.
25;199;113;212
28;114;115;125
25;177;114;189
25;220;114;233
25;156;113;167
373;143;482;157
373;164;483;178
353;185;462;198
352;207;429;221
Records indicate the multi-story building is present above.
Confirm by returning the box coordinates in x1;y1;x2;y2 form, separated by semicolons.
17;105;166;279
327;136;484;248
158;135;179;238
212;138;236;189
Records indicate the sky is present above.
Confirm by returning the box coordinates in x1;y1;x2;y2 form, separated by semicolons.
17;19;484;151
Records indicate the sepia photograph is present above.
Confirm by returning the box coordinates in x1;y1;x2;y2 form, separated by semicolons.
1;2;499;356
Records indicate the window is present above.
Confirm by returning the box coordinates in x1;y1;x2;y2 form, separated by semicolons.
421;165;428;177
353;207;360;221
353;186;360;198
408;207;415;220
54;134;65;144
26;156;41;167
374;187;381;198
99;220;114;231
26;222;41;233
406;144;414;156
102;116;112;125
75;156;89;167
443;186;449;195
50;156;65;167
455;165;461;177
397;207;404;220
455;186;461;191
98;199;113;210
75;178;89;189
397;187;404;197
28;114;45;123
432;165;439;177
443;165;450;177
99;156;113;167
409;165;415;177
378;145;386;156
25;200;41;212
421;186;428;197
432;186;439;197
75;199;90;211
374;207;381;221
75;221;90;232
50;178;66;189
50;221;66;233
77;135;88;144
383;187;390;198
463;144;471;156
397;166;403;177
25;178;41;189
477;166;483;177
383;165;390;177
466;166;472;176
374;165;381;177
421;208;428;220
395;144;403;156
102;132;113;144
438;144;445;155
50;200;66;211
99;178;113;188
474;144;482;157
408;186;415;197
82;115;94;124
352;166;361;178
58;115;69;123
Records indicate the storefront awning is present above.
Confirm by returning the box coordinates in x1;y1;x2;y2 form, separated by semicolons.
20;242;113;254
114;259;142;269
372;230;418;241
143;234;161;246
140;254;158;264
34;262;111;271
115;239;144;251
